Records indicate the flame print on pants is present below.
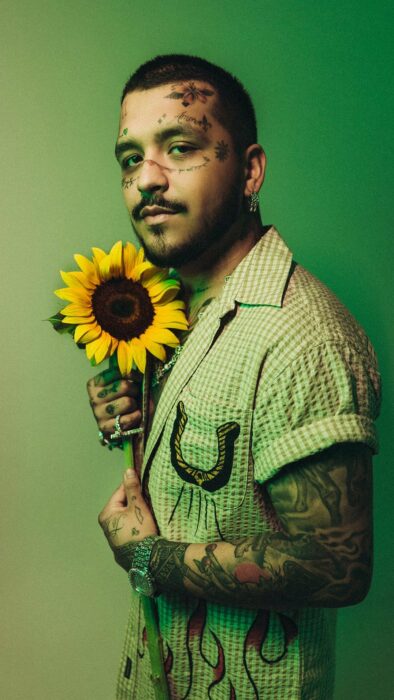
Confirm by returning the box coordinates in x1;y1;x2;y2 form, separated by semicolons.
168;401;240;534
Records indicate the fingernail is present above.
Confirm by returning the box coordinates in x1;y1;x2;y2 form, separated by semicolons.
126;468;134;478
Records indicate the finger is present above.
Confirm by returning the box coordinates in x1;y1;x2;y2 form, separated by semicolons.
101;409;142;435
87;367;122;394
96;396;138;421
91;378;141;404
123;468;142;505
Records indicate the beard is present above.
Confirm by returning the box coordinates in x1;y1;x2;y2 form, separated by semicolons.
129;176;244;269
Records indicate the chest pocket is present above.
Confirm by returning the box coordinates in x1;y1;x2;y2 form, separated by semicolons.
157;388;252;540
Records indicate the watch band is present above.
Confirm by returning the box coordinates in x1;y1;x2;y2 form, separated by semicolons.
128;536;162;597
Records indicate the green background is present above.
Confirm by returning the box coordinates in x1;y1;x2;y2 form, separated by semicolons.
1;1;392;698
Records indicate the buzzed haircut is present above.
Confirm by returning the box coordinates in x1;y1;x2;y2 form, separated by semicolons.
121;54;258;157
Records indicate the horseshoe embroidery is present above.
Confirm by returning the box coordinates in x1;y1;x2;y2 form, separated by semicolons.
170;401;240;492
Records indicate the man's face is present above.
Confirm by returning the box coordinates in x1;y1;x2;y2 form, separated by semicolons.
115;81;245;268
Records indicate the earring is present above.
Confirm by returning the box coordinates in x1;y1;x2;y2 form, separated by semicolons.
248;191;259;213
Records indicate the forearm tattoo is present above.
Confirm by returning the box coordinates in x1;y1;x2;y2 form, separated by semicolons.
150;445;372;609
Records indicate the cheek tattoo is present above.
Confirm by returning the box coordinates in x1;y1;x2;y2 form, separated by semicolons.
214;140;230;161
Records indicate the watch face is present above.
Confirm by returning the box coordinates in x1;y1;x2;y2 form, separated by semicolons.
130;568;154;596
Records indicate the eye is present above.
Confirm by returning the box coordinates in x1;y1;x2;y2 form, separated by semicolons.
122;154;143;169
169;143;197;156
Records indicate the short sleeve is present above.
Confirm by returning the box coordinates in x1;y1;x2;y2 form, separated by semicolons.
252;340;381;484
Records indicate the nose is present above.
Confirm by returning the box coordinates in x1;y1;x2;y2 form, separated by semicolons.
137;159;169;197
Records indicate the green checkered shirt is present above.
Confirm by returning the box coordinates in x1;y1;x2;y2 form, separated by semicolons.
116;227;381;700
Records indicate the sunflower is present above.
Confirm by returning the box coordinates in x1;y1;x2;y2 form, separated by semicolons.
53;241;188;375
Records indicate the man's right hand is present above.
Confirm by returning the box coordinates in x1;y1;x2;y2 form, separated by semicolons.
87;368;143;437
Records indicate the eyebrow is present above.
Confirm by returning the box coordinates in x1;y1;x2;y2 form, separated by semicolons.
114;125;209;162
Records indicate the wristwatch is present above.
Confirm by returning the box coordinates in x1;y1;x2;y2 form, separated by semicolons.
128;536;161;597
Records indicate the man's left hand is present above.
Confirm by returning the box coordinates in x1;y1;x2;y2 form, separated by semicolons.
99;469;158;569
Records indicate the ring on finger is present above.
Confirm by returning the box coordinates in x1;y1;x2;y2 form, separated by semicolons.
112;414;123;439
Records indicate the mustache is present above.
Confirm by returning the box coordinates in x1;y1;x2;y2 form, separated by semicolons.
132;195;187;221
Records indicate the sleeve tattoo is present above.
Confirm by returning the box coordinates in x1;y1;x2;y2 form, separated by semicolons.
150;443;373;609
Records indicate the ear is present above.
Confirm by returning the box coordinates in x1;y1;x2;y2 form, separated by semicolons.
243;144;266;197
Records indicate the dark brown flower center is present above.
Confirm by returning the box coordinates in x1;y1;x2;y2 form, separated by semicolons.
92;278;154;341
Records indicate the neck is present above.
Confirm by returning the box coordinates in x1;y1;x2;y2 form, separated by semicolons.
178;214;262;301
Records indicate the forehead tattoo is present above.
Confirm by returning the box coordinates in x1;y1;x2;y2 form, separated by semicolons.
165;81;215;107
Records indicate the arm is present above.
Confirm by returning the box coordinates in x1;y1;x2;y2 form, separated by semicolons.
147;442;372;609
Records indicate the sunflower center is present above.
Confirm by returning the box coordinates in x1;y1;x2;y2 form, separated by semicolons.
92;278;154;341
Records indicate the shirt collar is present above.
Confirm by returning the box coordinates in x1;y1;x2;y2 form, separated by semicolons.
217;226;294;318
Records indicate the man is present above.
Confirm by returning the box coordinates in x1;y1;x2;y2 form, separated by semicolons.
87;55;381;699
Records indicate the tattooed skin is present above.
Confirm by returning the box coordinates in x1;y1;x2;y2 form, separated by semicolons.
122;176;137;190
106;404;116;416
176;111;212;132
149;444;372;609
97;380;121;399
165;82;214;107
214;140;230;161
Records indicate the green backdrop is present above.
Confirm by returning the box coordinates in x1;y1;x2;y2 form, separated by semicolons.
1;1;392;698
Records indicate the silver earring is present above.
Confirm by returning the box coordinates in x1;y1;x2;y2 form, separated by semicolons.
248;192;259;213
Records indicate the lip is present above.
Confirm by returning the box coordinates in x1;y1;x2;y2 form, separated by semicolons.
143;212;177;224
141;205;176;218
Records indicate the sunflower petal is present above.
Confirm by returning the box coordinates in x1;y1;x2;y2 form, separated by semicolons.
149;279;180;298
74;323;101;343
91;247;106;263
123;242;138;278
94;331;112;364
150;286;180;305
117;340;133;376
62;314;95;325
140;334;167;362
85;336;105;360
60;303;92;317
141;270;170;289
60;270;96;290
131;262;155;282
131;338;147;373
55;287;91;303
136;247;145;265
144;327;180;346
74;253;99;281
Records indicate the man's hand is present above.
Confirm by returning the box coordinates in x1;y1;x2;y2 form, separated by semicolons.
98;469;158;571
87;368;143;438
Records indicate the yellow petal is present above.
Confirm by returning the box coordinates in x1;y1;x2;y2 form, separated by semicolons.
131;337;147;373
123;242;138;278
109;240;124;278
60;303;92;317
130;261;154;282
141;270;169;289
91;247;106;263
62;314;95;325
153;309;188;323
144;327;180;346
74;253;100;283
149;279;180;298
150;286;180;305
60;270;96;290
98;253;112;281
136;247;145;265
94;331;112;364
55;287;91;303
140;334;167;362
153;320;188;330
74;323;101;343
85;336;105;360
117;340;133;376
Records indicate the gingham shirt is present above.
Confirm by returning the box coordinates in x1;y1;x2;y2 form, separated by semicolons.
116;226;381;700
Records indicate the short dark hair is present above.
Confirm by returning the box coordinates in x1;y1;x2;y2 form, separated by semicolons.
121;54;257;156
